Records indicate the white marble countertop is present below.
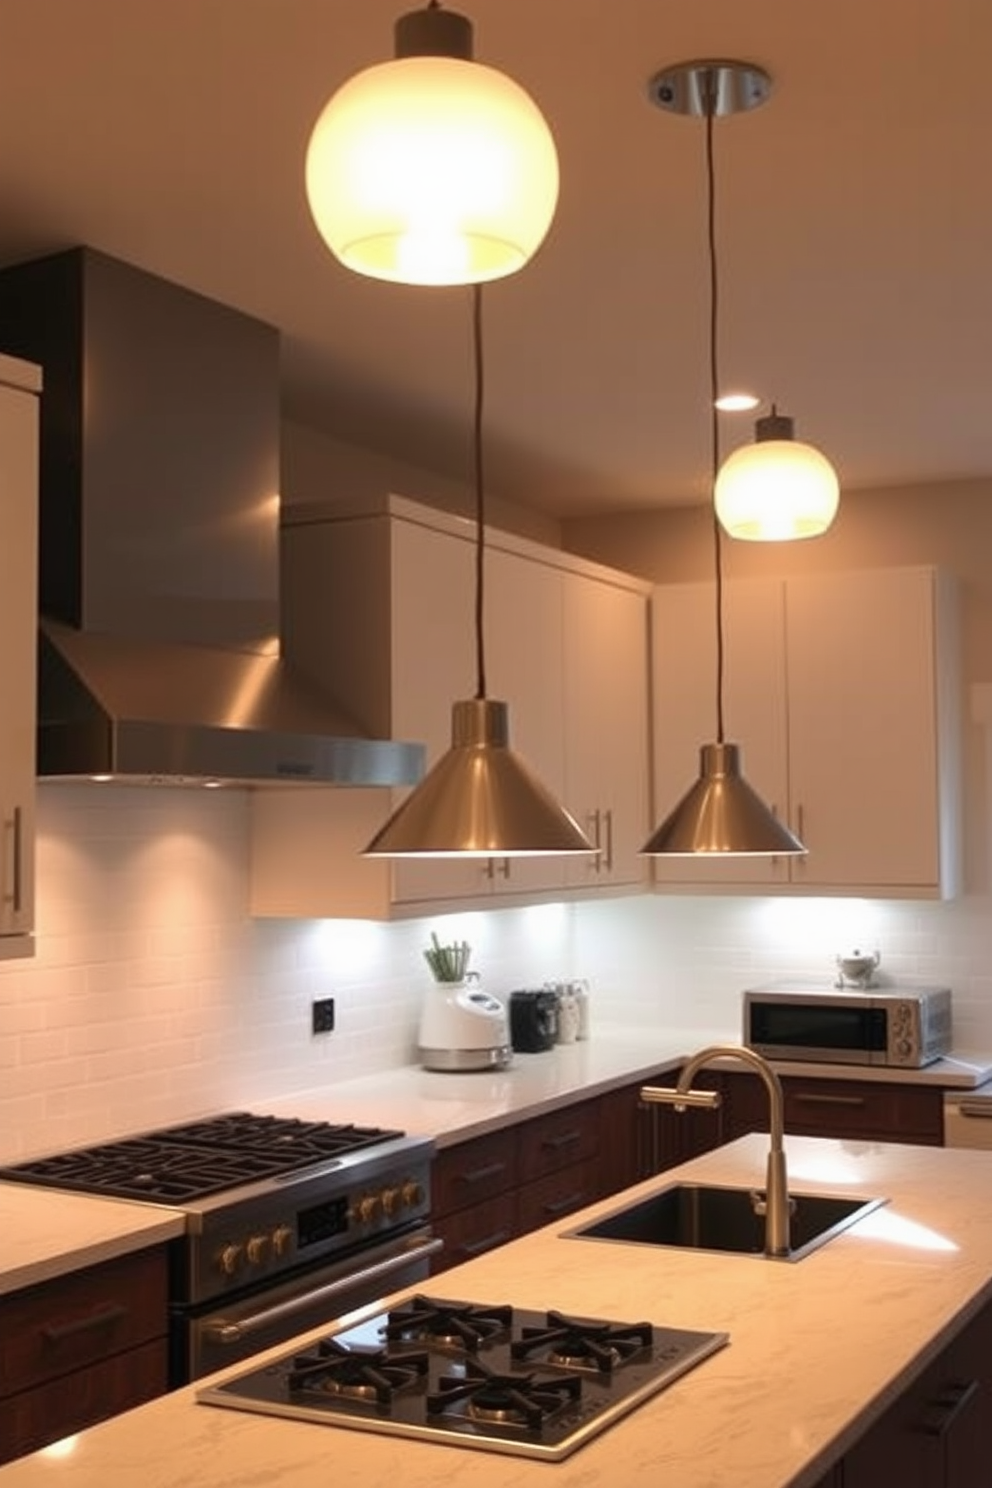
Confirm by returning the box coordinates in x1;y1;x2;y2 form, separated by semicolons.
258;1026;992;1146
0;1186;185;1297
3;1134;992;1488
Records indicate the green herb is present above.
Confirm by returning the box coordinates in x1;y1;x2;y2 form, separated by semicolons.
423;932;471;983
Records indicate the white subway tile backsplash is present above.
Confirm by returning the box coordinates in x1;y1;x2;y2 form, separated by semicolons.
3;784;992;1164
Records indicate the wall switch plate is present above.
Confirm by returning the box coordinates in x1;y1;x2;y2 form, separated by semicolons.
311;997;335;1035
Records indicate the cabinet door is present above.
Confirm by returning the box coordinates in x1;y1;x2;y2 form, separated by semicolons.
650;578;789;886
390;517;486;904
786;568;947;890
484;546;568;896
0;372;39;948
563;571;650;887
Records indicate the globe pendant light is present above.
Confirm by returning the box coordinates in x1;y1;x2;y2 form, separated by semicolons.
305;3;559;287
641;61;806;859
715;405;840;541
364;287;595;858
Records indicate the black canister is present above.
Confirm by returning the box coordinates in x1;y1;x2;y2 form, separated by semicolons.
509;989;559;1053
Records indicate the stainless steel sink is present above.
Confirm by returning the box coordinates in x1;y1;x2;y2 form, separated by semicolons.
567;1183;885;1262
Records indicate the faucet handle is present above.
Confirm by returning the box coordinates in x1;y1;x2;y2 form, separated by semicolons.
640;1084;722;1112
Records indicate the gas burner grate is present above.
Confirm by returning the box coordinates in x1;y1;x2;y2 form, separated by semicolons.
385;1295;513;1351
428;1357;583;1431
0;1138;298;1201
289;1339;430;1405
512;1311;654;1372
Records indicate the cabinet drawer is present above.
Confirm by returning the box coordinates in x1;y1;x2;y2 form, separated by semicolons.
0;1246;169;1395
431;1196;518;1273
516;1160;601;1235
722;1071;944;1145
518;1103;598;1184
432;1131;519;1218
1;1336;168;1465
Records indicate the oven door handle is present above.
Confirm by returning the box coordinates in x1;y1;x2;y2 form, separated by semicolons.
201;1236;445;1345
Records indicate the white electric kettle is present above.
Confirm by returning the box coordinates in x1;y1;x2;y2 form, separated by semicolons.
418;972;512;1073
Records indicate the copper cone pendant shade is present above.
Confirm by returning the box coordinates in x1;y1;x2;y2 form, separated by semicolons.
641;742;804;856
364;698;593;856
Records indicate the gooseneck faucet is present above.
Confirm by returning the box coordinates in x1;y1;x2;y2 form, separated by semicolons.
641;1045;792;1256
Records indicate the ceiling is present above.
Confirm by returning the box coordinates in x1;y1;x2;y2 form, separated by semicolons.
1;0;989;519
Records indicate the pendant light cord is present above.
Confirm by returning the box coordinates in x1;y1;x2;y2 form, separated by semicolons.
472;282;487;700
703;77;726;745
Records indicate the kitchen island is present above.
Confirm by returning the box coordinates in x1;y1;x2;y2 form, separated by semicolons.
3;1133;992;1487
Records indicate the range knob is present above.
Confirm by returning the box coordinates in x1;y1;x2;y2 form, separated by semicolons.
352;1192;381;1225
246;1233;270;1265
218;1242;244;1277
271;1223;294;1258
381;1185;403;1217
401;1179;425;1208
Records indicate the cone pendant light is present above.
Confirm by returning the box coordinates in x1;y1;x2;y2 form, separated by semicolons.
641;62;806;859
364;288;596;859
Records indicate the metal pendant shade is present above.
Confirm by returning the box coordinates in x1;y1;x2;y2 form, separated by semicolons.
364;289;596;860
641;743;804;856
364;699;593;856
640;61;807;860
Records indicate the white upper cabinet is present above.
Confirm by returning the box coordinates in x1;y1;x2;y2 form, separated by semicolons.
250;495;651;920
0;355;41;954
651;567;960;898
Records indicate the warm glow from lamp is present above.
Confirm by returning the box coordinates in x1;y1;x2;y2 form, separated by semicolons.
715;409;839;541
305;8;559;287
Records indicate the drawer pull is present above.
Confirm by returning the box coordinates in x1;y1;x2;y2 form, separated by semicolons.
920;1379;979;1437
42;1304;128;1345
541;1129;582;1152
458;1161;509;1187
541;1191;589;1217
459;1229;512;1258
793;1093;867;1108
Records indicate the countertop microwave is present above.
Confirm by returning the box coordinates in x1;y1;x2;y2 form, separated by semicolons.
743;985;953;1068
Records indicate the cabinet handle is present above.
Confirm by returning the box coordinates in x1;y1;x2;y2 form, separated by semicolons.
459;1229;513;1258
920;1378;979;1437
602;808;614;872
793;1093;867;1108
42;1303;128;1344
541;1191;589;1217
795;802;806;853
587;809;603;872
541;1129;583;1152
11;805;22;914
458;1161;509;1187
483;858;511;880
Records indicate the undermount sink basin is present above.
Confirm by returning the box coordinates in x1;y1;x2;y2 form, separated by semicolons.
567;1183;886;1262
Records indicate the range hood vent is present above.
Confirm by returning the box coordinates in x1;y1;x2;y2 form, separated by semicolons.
0;247;423;788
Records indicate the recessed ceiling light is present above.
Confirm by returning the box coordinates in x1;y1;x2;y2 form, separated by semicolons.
715;391;760;412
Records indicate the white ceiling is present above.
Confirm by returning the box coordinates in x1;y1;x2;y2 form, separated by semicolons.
1;0;989;518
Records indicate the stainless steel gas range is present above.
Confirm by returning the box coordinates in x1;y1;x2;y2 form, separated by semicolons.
0;1112;438;1382
198;1294;729;1461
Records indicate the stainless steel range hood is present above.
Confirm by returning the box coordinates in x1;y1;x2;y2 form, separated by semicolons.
0;247;423;788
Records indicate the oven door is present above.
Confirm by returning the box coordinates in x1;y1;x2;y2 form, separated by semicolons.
176;1225;441;1383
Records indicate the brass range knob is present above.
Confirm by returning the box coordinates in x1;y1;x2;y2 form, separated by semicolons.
218;1242;244;1277
271;1223;294;1258
352;1192;381;1225
401;1179;425;1208
246;1233;270;1265
381;1185;403;1217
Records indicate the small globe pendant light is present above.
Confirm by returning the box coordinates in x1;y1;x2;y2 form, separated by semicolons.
364;288;595;859
641;61;806;859
306;3;560;287
715;406;840;541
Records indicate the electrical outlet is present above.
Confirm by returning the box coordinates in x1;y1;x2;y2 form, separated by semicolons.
311;997;335;1035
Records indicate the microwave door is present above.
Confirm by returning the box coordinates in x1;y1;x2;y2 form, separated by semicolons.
747;999;888;1065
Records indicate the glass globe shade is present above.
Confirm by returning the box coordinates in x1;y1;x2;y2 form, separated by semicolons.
715;437;840;541
305;55;559;286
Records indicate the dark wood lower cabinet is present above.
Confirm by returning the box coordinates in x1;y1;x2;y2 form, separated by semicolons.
0;1244;170;1464
836;1297;992;1488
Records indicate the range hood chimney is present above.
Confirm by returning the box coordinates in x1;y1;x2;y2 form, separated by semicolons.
0;247;423;788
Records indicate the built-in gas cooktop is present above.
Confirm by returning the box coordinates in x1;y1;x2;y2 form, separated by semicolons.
198;1294;729;1461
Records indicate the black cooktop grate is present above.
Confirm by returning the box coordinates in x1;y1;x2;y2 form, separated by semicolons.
0;1111;406;1202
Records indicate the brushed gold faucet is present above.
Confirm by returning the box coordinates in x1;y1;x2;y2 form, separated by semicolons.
641;1044;792;1256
